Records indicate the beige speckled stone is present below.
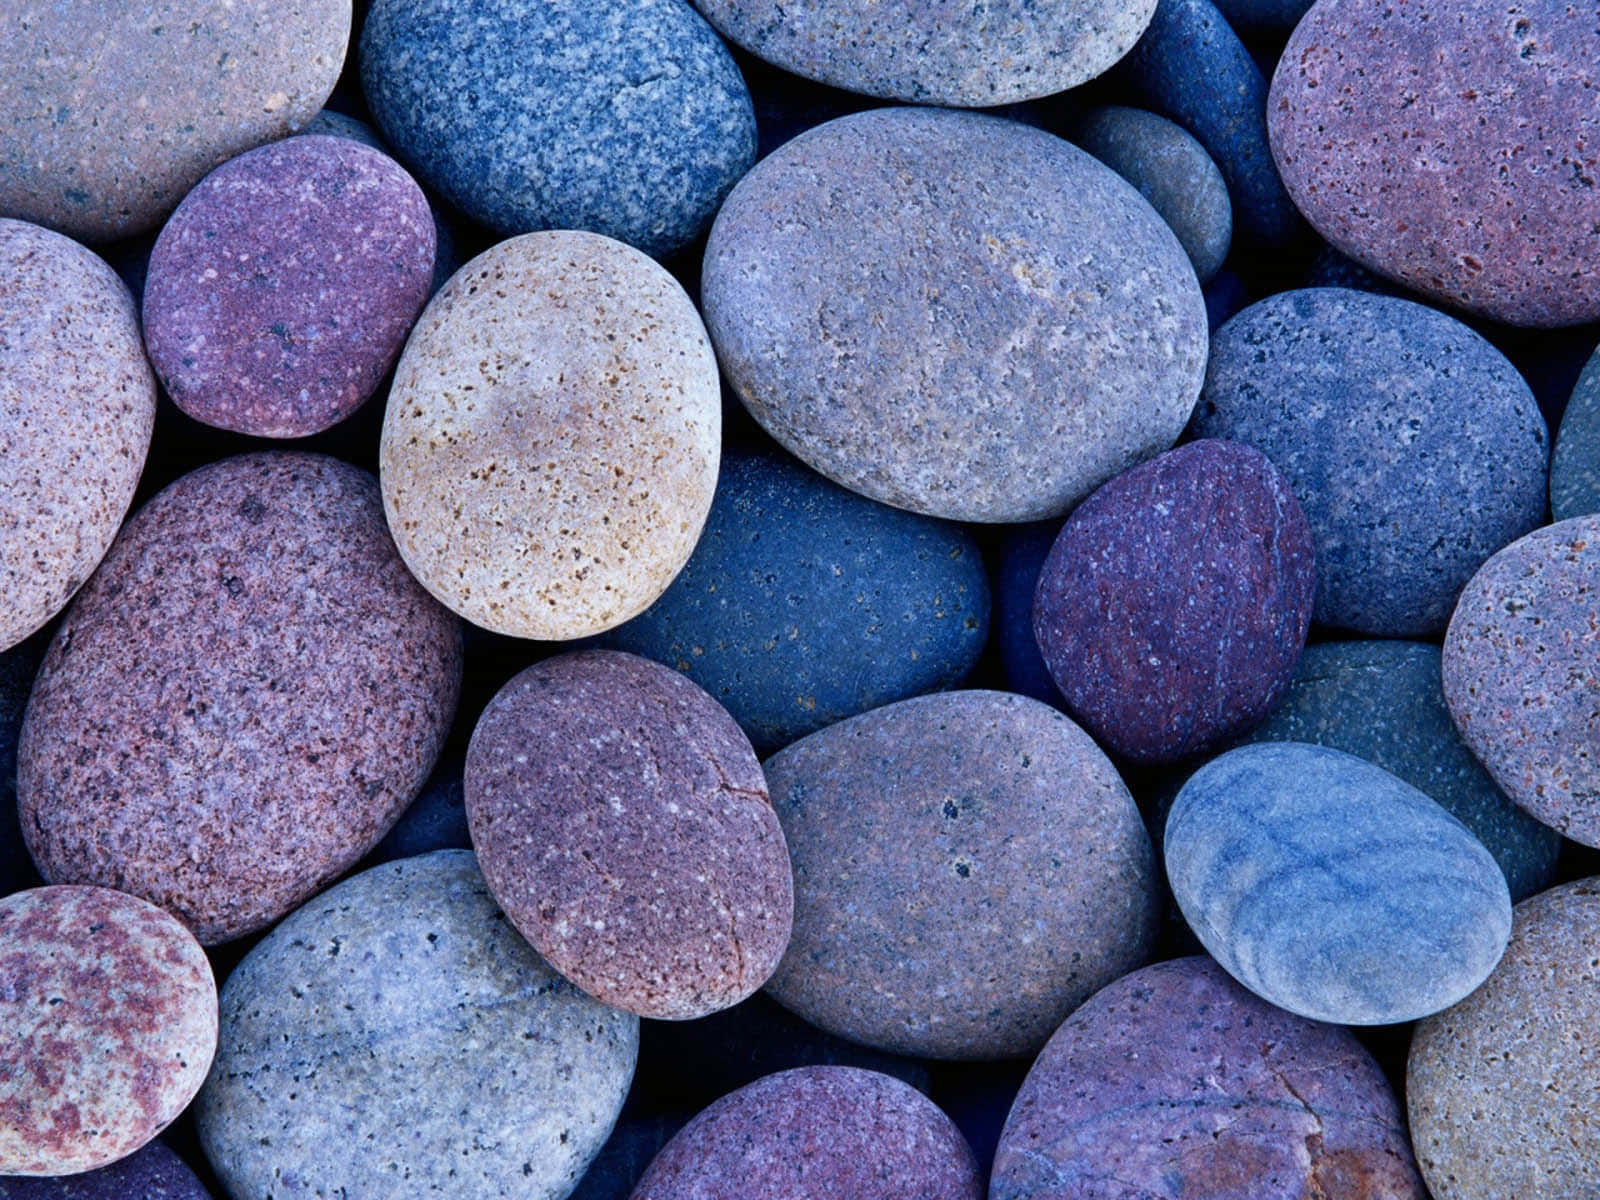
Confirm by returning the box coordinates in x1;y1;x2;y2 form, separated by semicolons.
381;231;721;639
0;218;155;652
0;1;349;242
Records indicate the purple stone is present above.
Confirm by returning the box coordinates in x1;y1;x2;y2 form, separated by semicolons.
0;1141;211;1198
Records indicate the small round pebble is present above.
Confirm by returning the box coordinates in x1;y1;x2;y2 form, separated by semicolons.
0;1141;212;1199
1551;343;1600;520
702;107;1208;523
764;691;1159;1060
991;957;1427;1200
1166;742;1512;1025
196;850;638;1200
630;1067;981;1200
0;219;156;653
18;452;462;943
1444;516;1600;845
381;231;720;639
0;886;216;1176
143;135;434;438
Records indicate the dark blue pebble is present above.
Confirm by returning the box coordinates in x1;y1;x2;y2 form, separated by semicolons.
569;1114;689;1200
369;754;468;865
993;521;1067;709
1212;0;1314;33
0;1140;212;1199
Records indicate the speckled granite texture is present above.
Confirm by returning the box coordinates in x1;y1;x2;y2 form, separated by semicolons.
0;1141;212;1199
1552;343;1600;520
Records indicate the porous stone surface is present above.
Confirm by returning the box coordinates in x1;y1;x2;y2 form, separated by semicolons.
0;1141;212;1199
0;219;156;652
18;452;462;943
764;691;1159;1060
380;231;720;639
1551;343;1600;520
0;886;216;1176
1033;439;1315;764
1444;516;1600;846
1166;742;1512;1025
1269;0;1600;326
361;0;754;258
991;957;1427;1200
143;135;434;438
701;107;1208;524
1195;288;1549;635
466;650;791;1019
195;851;638;1200
0;1;349;242
630;1067;981;1200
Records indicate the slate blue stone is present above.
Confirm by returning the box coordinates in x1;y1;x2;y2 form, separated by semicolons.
0;1140;212;1199
360;0;756;259
993;521;1066;708
369;754;468;864
1551;342;1600;520
601;450;989;753
1203;268;1249;333
1165;742;1512;1025
1212;0;1314;33
0;640;40;897
569;1115;687;1200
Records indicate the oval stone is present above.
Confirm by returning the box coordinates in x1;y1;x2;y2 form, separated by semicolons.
0;1141;212;1199
701;107;1208;523
18;452;462;943
1165;742;1512;1024
0;886;216;1176
1551;343;1600;520
380;231;720;639
764;691;1159;1060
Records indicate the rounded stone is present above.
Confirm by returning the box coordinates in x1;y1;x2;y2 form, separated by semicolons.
1269;0;1600;327
1166;742;1512;1025
17;452;462;944
360;0;754;259
380;231;720;640
1444;515;1600;846
701;107;1208;524
602;450;990;753
764;690;1159;1060
0;219;156;653
1195;288;1550;635
1551;343;1600;520
0;1142;212;1199
631;1067;980;1200
143;135;434;438
0;1;349;242
991;957;1427;1200
195;850;638;1200
0;886;216;1176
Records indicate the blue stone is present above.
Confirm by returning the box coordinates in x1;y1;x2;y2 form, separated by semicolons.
1212;0;1314;33
369;754;468;864
993;521;1066;709
1552;342;1600;520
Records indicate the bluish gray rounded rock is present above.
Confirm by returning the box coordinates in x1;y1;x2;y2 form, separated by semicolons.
1552;342;1600;520
1165;742;1512;1025
360;0;755;258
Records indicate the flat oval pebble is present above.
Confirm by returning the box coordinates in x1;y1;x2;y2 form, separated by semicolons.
18;452;461;943
381;231;720;639
0;1;348;241
991;957;1427;1200
602;450;990;753
1;219;156;652
702;107;1208;523
1444;516;1600;845
0;1141;212;1199
143;135;434;438
361;0;753;258
764;691;1159;1060
1551;343;1600;520
466;650;792;1019
1166;742;1511;1024
1195;288;1549;635
1408;879;1600;1200
630;1067;980;1200
196;850;638;1200
0;886;216;1176
1269;0;1600;326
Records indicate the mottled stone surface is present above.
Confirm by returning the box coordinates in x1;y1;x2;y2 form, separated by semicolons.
361;0;753;258
18;452;462;943
1;642;42;895
992;957;1427;1200
0;1;348;242
1166;742;1512;1024
1071;106;1232;283
0;886;216;1176
370;754;468;864
702;107;1207;524
765;691;1158;1060
0;1141;212;1199
1269;0;1600;326
196;851;637;1200
1409;880;1600;1200
1033;439;1315;764
0;219;156;652
602;450;990;753
1196;288;1549;634
143;135;434;438
381;231;720;639
1552;343;1600;520
1444;516;1600;845
631;1067;980;1200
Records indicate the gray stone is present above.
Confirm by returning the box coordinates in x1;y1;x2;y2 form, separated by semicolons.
1551;342;1600;520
